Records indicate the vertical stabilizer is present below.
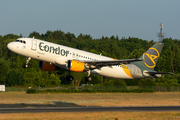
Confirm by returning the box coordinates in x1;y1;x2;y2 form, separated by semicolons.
134;43;164;70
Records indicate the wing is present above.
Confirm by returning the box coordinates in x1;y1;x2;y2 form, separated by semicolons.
78;59;142;69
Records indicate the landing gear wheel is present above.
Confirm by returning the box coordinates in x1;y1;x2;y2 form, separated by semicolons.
86;76;92;82
66;75;73;81
24;64;28;68
66;71;73;81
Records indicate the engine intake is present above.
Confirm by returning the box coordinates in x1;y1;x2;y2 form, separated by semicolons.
38;61;56;71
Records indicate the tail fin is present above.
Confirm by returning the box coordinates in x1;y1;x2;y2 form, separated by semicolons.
135;43;164;70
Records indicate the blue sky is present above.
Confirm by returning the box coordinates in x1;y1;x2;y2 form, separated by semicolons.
0;0;180;41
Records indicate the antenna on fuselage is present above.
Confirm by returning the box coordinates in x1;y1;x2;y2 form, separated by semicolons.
33;36;35;39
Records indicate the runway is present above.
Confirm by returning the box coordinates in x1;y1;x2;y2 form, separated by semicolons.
0;106;180;113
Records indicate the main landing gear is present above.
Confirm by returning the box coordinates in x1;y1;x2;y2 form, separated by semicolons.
66;70;92;82
85;70;92;82
85;76;92;82
24;57;31;68
66;71;74;81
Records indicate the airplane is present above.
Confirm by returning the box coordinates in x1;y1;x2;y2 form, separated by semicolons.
7;37;172;81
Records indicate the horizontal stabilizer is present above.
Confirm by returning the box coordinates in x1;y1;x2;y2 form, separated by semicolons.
146;72;174;76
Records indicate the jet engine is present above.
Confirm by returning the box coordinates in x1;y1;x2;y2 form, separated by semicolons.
66;60;88;72
38;61;56;71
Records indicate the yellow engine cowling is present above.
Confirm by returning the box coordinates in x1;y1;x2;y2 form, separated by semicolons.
67;60;86;72
38;61;56;71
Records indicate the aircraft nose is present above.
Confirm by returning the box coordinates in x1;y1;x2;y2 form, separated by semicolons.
7;42;14;51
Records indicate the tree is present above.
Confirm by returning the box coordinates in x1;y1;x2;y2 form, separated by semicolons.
0;60;9;84
128;48;145;58
71;72;84;86
29;31;41;38
110;79;127;87
6;69;20;87
139;79;155;86
47;73;61;87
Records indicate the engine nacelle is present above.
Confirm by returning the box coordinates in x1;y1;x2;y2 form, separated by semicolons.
67;60;87;72
38;61;56;71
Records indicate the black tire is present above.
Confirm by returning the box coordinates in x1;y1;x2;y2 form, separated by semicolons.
66;75;73;81
86;76;92;82
23;64;28;68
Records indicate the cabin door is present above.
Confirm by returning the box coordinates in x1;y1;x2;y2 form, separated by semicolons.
31;39;37;50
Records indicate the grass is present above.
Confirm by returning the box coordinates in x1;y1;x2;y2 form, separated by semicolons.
0;92;180;107
0;112;180;120
0;92;180;119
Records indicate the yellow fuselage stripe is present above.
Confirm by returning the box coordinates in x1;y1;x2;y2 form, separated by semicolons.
121;65;133;78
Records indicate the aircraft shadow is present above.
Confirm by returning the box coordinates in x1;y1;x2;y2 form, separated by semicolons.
0;101;85;108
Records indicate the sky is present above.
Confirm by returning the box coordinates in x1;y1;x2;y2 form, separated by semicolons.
0;0;180;41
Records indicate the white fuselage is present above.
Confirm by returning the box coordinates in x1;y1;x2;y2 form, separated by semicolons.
7;38;141;79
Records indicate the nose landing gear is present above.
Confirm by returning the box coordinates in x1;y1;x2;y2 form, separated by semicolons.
24;57;31;68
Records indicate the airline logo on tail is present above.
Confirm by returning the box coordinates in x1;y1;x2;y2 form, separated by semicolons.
143;47;159;68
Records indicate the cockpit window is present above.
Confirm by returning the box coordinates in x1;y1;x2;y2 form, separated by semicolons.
15;40;19;42
15;40;26;44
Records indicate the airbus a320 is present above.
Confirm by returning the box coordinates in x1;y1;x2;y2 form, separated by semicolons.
7;37;172;81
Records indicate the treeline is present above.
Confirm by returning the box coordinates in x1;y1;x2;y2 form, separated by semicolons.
0;30;180;87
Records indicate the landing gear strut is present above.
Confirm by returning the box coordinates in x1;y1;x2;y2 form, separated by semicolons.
86;70;92;82
24;57;31;68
